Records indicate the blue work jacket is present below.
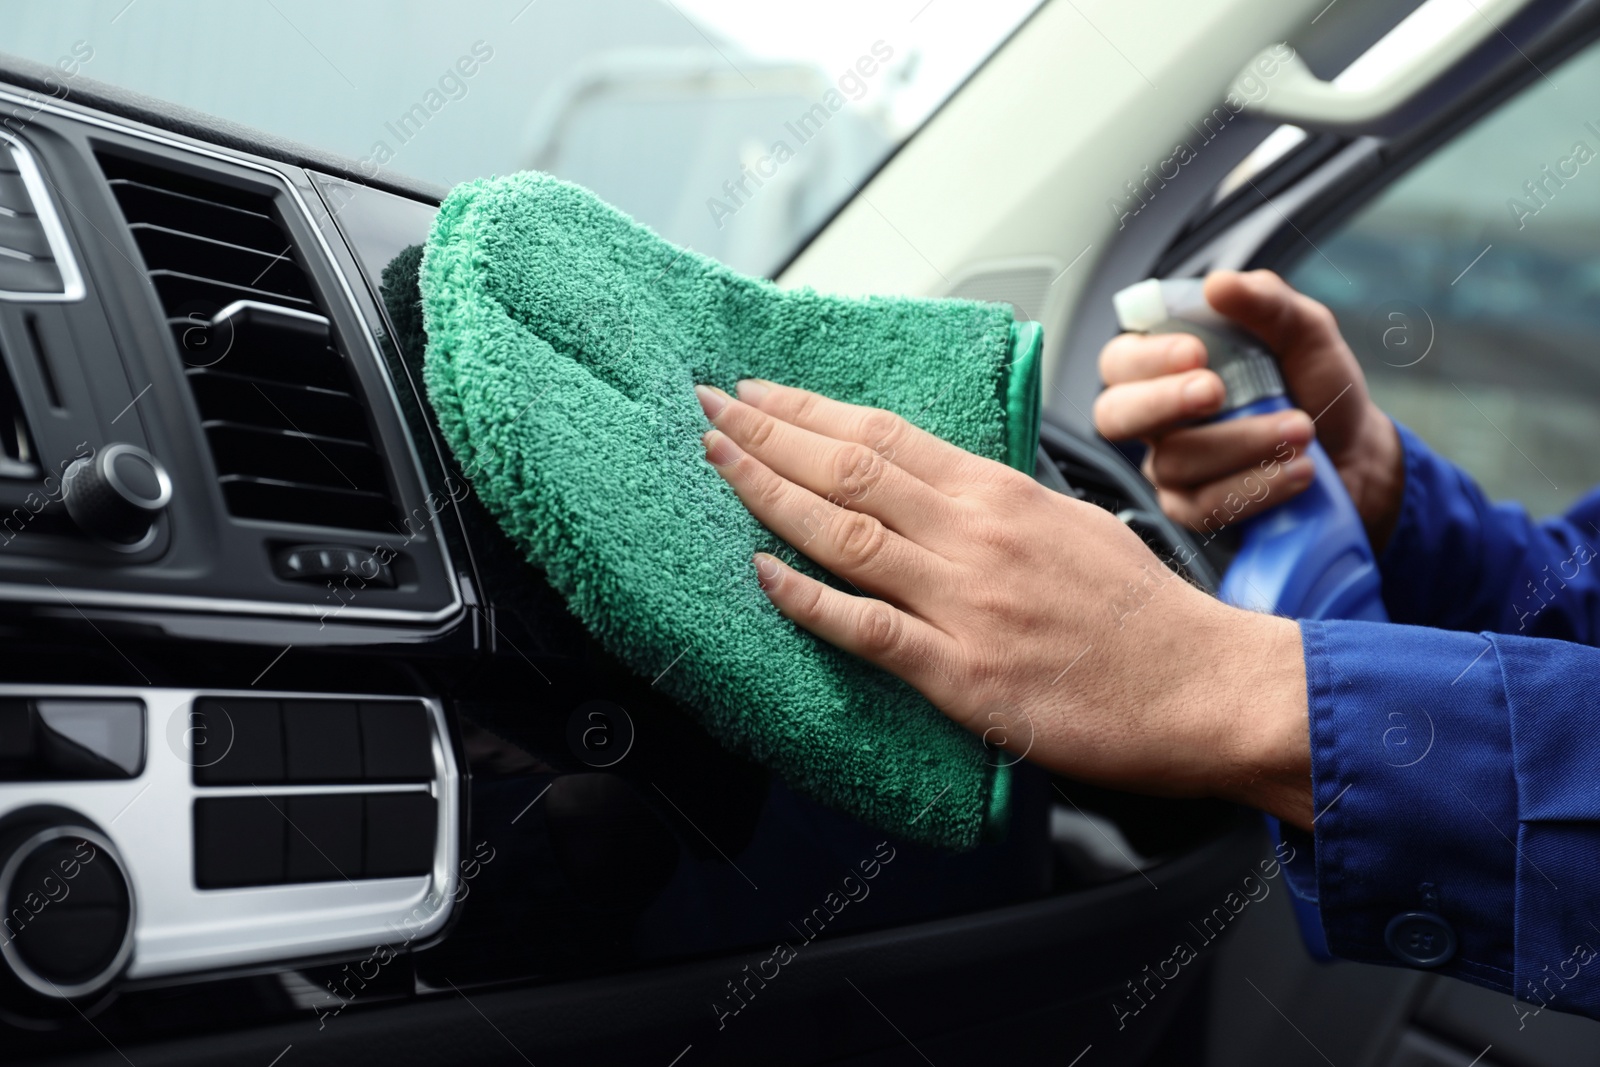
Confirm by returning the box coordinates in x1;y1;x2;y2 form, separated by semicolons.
1285;422;1600;1024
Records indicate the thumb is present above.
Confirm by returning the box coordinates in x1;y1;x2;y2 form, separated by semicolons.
1202;269;1364;427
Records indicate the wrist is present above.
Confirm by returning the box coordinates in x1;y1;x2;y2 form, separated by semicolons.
1203;609;1314;830
1348;405;1405;553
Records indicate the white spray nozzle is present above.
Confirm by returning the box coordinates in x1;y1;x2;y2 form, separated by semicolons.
1112;279;1168;332
1112;277;1210;332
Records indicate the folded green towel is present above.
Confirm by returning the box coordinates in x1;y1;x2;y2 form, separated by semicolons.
419;172;1042;849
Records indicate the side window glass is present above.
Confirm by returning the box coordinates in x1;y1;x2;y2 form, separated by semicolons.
1289;41;1600;517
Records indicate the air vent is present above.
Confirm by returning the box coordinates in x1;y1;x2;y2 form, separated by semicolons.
96;153;395;530
944;260;1058;323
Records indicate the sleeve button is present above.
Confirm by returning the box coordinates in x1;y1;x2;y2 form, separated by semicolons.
1384;911;1457;967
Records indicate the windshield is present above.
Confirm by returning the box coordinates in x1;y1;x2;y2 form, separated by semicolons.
7;0;1041;277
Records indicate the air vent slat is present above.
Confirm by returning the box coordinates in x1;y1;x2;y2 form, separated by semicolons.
107;178;281;250
99;152;396;530
150;269;316;320
218;476;395;529
183;365;353;400
129;224;308;300
166;314;347;390
204;423;387;491
187;369;360;439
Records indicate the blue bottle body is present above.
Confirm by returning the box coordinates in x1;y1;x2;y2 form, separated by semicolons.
1215;395;1389;624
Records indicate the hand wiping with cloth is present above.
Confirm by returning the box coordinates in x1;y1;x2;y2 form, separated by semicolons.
693;374;1313;831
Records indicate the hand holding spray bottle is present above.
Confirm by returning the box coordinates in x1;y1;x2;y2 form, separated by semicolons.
1112;278;1388;623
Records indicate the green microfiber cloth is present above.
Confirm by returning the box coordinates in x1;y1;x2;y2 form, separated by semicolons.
419;172;1042;850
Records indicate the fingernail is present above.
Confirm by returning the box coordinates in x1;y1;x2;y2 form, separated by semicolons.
736;379;772;404
1181;375;1220;410
703;429;739;466
694;384;728;420
1276;413;1313;443
754;552;783;592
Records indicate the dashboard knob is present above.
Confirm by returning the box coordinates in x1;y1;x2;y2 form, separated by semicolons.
62;444;172;551
0;824;133;1000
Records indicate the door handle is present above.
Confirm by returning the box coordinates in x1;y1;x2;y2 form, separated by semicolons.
1236;0;1538;131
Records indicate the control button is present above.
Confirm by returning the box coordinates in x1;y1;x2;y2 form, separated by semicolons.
35;700;144;777
1385;911;1457;968
360;702;433;781
364;793;435;878
283;700;362;782
0;826;133;999
274;544;396;588
285;795;363;883
192;699;284;785
61;443;173;551
194;797;285;888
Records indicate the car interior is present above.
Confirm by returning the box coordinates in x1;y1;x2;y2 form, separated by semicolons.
1;0;1599;1063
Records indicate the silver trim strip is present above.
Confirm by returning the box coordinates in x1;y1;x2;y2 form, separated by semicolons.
213;297;328;327
193;782;430;798
0;87;464;625
0;685;460;981
0;129;86;303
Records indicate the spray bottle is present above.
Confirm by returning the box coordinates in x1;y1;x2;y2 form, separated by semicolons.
1112;277;1387;623
1112;277;1390;959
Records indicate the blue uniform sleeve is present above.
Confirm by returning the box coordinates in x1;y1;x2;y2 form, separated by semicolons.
1378;421;1600;641
1284;618;1600;1024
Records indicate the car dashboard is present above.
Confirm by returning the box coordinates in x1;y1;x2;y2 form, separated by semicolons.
0;62;1263;1067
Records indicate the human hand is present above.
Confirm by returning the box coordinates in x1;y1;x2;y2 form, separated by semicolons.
695;380;1314;830
1093;270;1405;550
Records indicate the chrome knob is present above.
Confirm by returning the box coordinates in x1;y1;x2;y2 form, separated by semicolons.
62;444;172;551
